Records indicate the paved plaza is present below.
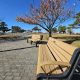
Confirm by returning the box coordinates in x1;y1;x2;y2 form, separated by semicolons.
0;40;38;80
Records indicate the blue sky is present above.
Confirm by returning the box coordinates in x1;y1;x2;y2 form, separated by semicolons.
0;0;35;30
0;0;80;33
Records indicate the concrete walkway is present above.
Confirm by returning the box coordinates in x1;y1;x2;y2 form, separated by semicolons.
0;40;38;80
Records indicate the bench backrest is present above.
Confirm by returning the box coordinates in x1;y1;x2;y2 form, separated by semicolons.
47;37;80;78
32;34;43;40
47;37;77;63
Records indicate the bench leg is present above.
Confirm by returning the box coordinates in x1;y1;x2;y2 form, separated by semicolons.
37;78;49;80
36;43;38;47
27;38;28;43
31;41;33;45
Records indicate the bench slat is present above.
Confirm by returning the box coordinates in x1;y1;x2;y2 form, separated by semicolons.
49;38;76;55
37;45;44;74
44;45;60;74
41;45;51;73
48;41;63;61
37;45;51;74
48;40;71;62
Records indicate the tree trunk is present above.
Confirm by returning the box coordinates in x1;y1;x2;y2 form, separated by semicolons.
49;31;52;37
70;32;72;35
3;30;5;33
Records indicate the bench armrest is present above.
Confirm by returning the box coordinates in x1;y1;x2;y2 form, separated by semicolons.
40;61;71;67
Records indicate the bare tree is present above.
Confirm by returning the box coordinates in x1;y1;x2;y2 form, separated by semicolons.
16;0;76;37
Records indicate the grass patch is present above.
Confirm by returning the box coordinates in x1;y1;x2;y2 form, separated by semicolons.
71;40;80;47
42;33;80;47
42;33;80;40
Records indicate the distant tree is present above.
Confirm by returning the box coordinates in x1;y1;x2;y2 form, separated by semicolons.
69;12;80;28
12;26;26;33
68;15;80;33
52;27;58;33
17;0;76;37
67;27;73;35
32;26;41;32
12;26;21;33
0;22;7;27
20;29;26;33
0;27;10;33
58;26;66;33
0;21;10;33
74;12;80;26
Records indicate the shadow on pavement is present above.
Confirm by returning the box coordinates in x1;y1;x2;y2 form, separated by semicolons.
0;46;36;52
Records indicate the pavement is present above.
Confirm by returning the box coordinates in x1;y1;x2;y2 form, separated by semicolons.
0;40;38;80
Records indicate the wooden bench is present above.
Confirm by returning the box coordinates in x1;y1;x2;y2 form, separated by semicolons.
37;37;80;80
28;34;43;47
